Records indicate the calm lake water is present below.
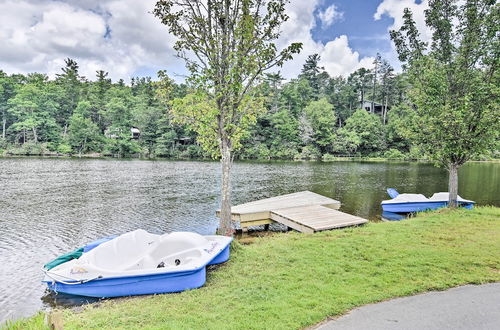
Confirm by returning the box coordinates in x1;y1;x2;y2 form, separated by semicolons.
0;158;498;322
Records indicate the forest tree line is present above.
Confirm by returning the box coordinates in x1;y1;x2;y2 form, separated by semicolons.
0;55;496;160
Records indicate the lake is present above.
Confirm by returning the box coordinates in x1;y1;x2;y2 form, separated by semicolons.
0;158;498;322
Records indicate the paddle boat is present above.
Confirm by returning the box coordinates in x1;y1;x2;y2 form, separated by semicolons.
42;229;232;298
381;188;475;213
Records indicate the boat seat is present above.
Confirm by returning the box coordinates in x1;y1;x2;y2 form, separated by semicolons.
84;229;158;270
122;232;207;271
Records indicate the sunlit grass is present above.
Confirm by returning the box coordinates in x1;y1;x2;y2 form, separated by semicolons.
6;207;499;330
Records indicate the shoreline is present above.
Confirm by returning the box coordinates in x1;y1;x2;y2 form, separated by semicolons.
1;153;499;163
6;207;500;329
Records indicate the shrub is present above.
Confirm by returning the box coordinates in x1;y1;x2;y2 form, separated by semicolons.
295;145;321;160
241;144;271;159
56;143;73;155
321;153;337;162
383;148;405;160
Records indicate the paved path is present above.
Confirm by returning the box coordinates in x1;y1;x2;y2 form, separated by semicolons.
317;283;500;330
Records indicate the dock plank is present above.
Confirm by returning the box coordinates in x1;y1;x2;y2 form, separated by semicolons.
230;191;341;215
270;205;367;232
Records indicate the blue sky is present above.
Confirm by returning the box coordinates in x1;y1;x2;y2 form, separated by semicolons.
312;0;394;59
0;0;429;81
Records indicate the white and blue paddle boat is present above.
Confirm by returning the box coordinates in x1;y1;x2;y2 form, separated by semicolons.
381;188;475;213
42;229;232;298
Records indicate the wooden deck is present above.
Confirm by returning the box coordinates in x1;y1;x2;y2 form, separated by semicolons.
216;191;368;233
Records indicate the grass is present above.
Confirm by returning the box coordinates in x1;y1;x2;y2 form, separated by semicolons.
6;207;500;330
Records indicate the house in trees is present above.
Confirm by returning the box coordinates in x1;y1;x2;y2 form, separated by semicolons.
360;100;389;115
104;127;141;139
131;127;140;139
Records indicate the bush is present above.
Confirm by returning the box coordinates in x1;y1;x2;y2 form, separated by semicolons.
321;153;337;162
241;144;271;159
56;143;73;155
269;145;299;160
103;138;140;157
295;145;321;160
383;148;405;160
179;145;204;159
6;142;53;156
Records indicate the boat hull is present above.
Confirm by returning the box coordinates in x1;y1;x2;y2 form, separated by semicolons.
381;201;474;213
44;241;231;297
46;267;206;298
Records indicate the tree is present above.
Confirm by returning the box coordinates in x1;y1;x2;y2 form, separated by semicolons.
303;98;336;152
89;70;111;131
55;58;83;134
0;71;18;139
299;54;323;98
343;109;385;154
378;59;395;124
391;0;499;207
68;101;101;155
349;68;372;107
8;74;60;144
154;0;302;235
370;53;381;113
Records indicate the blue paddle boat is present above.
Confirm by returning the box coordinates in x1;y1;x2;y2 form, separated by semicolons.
42;230;232;298
381;188;475;213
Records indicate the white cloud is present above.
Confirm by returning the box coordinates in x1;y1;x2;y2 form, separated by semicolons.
277;0;373;78
321;36;374;76
0;0;373;81
0;0;181;81
318;4;344;28
374;0;431;42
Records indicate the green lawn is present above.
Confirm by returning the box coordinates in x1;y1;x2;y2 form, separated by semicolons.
6;207;500;330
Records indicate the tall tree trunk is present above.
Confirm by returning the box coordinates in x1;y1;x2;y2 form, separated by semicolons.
383;95;388;124
32;127;38;143
217;135;234;236
371;62;378;114
448;163;459;208
2;117;5;139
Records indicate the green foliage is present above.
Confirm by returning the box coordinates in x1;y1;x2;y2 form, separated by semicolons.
343;109;386;154
332;128;361;155
391;0;499;169
295;145;321;160
68;112;101;154
56;143;72;155
103;136;140;157
383;148;406;160
240;143;271;160
385;105;414;151
407;56;499;168
170;92;265;158
304;98;337;152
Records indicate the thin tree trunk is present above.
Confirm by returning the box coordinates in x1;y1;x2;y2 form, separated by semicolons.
217;136;234;236
448;163;459;208
1;108;5;139
32;127;38;143
383;95;388;124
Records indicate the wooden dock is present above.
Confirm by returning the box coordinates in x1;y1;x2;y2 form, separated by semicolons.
216;191;368;233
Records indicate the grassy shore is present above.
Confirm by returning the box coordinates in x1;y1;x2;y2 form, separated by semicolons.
6;207;500;330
